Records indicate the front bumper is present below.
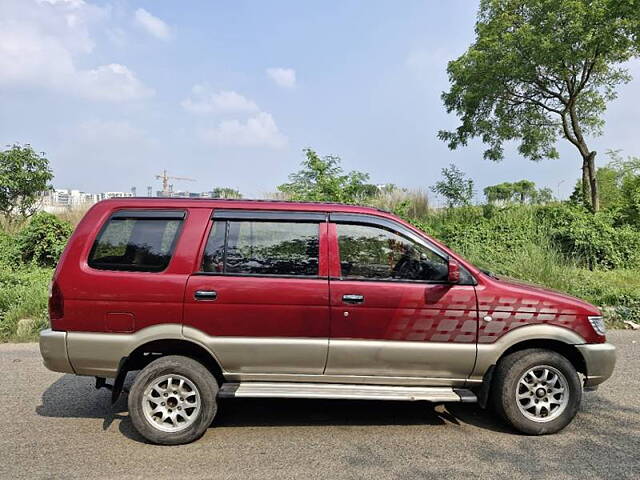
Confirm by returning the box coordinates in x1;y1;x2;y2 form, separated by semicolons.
576;342;616;387
39;329;74;374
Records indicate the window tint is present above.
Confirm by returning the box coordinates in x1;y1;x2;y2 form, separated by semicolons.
337;224;448;282
202;221;319;276
89;216;183;272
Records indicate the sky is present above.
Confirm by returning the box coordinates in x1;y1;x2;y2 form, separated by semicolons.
2;0;640;201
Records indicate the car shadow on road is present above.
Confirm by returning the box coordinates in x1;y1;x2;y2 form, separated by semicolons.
35;373;517;443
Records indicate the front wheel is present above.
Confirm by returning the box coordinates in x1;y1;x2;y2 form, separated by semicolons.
491;348;582;435
128;355;219;445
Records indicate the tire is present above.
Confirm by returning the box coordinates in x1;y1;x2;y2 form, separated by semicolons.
491;348;582;435
128;355;219;445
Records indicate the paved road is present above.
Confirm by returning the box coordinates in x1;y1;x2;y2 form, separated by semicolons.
1;331;639;480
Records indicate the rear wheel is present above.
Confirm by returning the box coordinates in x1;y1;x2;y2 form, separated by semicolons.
491;348;582;435
128;355;218;445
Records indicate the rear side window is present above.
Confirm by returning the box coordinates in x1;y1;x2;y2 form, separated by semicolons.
202;221;319;276
89;210;184;272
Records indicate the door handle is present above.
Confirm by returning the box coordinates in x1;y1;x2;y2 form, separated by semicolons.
342;294;364;304
194;290;217;301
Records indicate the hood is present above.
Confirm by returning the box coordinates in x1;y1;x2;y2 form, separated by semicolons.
489;274;600;315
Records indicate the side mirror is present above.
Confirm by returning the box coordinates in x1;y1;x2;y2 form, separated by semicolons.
448;259;460;283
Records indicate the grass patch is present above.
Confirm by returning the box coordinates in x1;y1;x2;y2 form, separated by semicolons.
0;266;51;342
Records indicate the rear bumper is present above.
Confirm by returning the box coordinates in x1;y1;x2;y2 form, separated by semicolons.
576;342;616;387
39;329;74;374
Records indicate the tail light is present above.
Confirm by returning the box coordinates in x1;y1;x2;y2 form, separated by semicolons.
48;281;64;324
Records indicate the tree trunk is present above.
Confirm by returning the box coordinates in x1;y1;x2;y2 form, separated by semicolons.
581;159;590;207
580;152;599;211
587;151;599;212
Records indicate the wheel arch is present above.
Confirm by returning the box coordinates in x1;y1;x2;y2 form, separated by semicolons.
472;325;589;408
122;338;225;385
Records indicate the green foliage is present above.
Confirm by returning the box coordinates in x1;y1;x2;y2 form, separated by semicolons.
537;204;640;269
15;212;73;267
439;0;640;210
484;180;554;204
430;164;474;207
0;144;54;220
211;187;242;199
278;148;377;204
0;266;51;341
570;151;640;223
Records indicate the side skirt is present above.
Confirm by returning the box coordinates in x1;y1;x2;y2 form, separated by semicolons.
218;382;477;403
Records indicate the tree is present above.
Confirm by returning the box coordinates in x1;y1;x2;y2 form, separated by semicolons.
278;148;376;203
532;187;554;204
430;164;474;208
484;179;553;204
0;144;53;220
484;182;515;204
512;180;536;203
570;149;640;215
211;187;242;199
439;0;640;211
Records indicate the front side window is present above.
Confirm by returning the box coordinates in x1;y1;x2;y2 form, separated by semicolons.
202;221;319;276
337;223;448;282
89;213;183;272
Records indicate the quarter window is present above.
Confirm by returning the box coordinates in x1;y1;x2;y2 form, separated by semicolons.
337;224;448;282
89;212;183;272
202;221;320;276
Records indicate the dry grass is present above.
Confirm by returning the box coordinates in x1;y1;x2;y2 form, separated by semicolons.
366;188;431;218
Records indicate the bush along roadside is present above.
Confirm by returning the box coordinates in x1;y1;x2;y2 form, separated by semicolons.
0;212;72;342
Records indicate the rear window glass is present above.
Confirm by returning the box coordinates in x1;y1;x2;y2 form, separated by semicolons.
89;214;183;272
202;220;319;276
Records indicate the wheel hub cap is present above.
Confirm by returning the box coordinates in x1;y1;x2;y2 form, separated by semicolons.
141;374;201;433
516;365;569;423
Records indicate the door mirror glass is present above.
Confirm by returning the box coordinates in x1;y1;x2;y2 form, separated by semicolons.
448;259;461;283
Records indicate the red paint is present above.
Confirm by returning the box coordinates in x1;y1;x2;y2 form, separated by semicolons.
50;198;604;346
329;281;478;343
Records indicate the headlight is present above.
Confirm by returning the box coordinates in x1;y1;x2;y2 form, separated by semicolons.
588;316;606;336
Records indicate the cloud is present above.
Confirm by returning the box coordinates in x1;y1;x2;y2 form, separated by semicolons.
77;64;154;101
199;112;287;148
134;8;171;41
181;86;259;115
0;0;153;101
266;67;296;88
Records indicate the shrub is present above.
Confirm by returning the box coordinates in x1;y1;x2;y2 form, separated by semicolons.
15;212;72;267
537;204;640;269
0;266;51;341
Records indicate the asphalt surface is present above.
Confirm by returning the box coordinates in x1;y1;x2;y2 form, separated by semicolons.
1;331;639;480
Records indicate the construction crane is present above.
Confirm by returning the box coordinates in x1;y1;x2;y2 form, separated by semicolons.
155;170;196;196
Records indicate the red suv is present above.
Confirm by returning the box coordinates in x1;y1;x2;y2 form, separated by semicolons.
40;198;615;444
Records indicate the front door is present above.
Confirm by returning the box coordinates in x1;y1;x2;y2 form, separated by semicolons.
183;210;330;375
325;215;478;384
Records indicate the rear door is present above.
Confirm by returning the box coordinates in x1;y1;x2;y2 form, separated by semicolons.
183;210;330;375
325;214;478;384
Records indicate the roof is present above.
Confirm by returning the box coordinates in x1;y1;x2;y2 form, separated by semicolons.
98;197;392;216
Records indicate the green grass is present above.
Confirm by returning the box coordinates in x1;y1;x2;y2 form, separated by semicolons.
0;266;51;342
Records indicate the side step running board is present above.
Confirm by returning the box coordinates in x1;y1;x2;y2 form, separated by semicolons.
218;382;476;403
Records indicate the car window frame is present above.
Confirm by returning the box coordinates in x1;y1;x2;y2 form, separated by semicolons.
87;209;186;273
195;210;328;280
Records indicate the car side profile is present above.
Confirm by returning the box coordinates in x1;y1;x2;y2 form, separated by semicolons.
39;198;616;444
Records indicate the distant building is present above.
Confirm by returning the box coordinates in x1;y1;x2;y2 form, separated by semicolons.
40;187;223;211
40;189;132;212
